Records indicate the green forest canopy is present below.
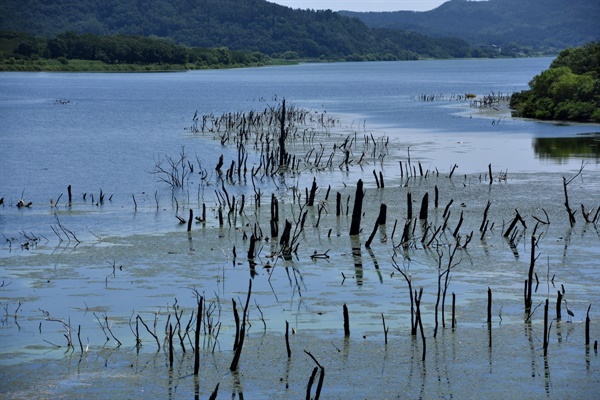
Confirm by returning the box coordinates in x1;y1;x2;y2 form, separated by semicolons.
0;30;272;70
0;0;496;61
510;42;600;122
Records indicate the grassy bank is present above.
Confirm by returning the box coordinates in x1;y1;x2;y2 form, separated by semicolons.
0;57;297;72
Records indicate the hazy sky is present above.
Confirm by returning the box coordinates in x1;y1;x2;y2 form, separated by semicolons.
266;0;451;12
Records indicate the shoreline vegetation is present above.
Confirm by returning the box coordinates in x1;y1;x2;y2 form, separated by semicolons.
0;30;287;72
510;42;600;123
2;30;597;125
0;57;296;72
0;30;548;73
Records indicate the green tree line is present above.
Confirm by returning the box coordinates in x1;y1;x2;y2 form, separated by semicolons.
0;30;272;70
510;42;600;122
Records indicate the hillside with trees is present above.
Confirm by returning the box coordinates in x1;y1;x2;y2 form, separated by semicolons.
0;0;495;62
0;30;271;71
510;42;600;122
341;0;600;55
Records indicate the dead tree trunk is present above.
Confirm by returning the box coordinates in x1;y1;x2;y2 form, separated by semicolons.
419;192;428;221
563;176;576;227
525;235;537;312
349;179;364;236
279;100;287;167
308;178;318;206
230;280;252;371
270;194;279;237
365;203;387;248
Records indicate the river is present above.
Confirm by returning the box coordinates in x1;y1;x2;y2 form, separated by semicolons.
1;58;599;399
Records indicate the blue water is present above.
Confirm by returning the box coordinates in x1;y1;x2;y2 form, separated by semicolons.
1;59;599;398
2;58;598;200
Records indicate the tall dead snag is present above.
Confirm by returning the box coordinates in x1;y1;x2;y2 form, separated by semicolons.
563;163;586;226
247;234;257;260
270;194;279;237
169;323;174;368
543;299;550;356
451;293;456;329
308;178;318;206
419;192;428;221
556;290;563;321
280;219;293;258
365;203;387;248
525;235;538;312
343;303;350;336
349;179;364;236
230;279;252;371
194;296;203;376
279;99;287;167
187;209;193;232
563;177;576;227
480;201;491;232
487;287;492;324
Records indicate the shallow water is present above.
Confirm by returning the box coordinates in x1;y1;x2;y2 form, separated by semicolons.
1;59;600;398
2;326;598;399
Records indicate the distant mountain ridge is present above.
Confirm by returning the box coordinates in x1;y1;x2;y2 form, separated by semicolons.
0;0;501;60
340;0;600;53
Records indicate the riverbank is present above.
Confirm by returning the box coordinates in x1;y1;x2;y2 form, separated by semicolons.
0;58;298;72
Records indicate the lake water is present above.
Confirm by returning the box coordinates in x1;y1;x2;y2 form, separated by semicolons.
1;58;599;399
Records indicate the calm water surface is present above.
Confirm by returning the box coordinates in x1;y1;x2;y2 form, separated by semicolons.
1;57;598;200
1;58;599;398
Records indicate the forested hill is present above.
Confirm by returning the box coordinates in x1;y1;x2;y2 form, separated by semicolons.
341;0;600;54
0;0;491;60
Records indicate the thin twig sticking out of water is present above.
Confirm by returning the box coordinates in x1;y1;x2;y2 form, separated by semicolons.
93;312;121;346
137;314;160;351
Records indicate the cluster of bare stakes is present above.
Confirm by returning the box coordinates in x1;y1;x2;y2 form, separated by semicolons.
4;100;598;396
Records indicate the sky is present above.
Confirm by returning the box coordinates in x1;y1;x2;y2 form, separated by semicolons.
266;0;452;12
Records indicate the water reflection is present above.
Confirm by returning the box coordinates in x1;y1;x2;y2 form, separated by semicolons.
533;134;600;161
350;236;363;286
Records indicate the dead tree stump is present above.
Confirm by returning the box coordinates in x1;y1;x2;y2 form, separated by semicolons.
349;179;364;236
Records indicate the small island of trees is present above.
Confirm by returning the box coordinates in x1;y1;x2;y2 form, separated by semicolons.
510;42;600;122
